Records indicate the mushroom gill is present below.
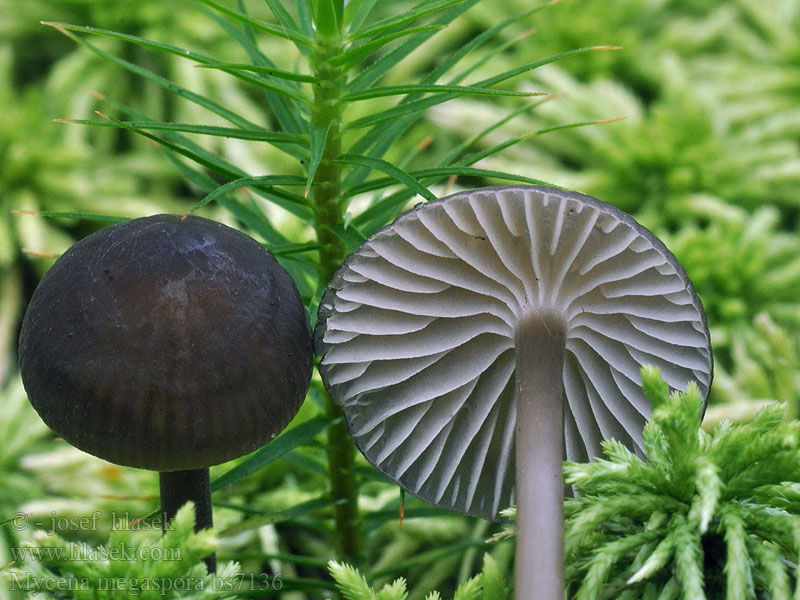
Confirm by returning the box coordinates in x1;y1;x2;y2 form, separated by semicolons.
316;185;712;521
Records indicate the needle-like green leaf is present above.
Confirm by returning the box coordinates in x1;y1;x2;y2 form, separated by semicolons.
93;112;247;179
314;0;340;41
370;540;490;577
342;1;550;188
335;155;437;201
322;222;368;251
295;0;314;37
57;118;307;144
343;167;552;202
328;26;445;68
220;496;344;536
11;210;128;224
43;23;259;130
95;100;308;229
344;94;476;130
307;122;331;196
203;64;312;103
270;242;324;257
191;0;313;47
160;149;293;248
211;416;334;492
192;175;311;213
199;3;309;140
262;0;309;56
41;21;214;63
438;99;550;166
347;168;554;234
90;107;313;221
43;22;307;104
344;0;378;32
455;119;625;167
476;46;622;90
346;0;479;92
196;62;319;83
347;0;469;41
343;84;542;101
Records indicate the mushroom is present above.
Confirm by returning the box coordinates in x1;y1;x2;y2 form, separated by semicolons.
314;186;712;599
18;214;313;570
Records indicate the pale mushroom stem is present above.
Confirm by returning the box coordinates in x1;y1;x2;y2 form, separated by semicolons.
514;311;568;600
159;468;216;572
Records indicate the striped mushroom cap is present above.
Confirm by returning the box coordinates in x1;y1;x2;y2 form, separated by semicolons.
316;186;712;520
19;214;313;472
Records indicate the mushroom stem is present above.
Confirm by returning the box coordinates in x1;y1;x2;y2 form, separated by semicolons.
159;468;216;572
514;311;567;600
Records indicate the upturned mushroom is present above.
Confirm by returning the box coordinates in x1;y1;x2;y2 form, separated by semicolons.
314;186;712;599
19;214;313;570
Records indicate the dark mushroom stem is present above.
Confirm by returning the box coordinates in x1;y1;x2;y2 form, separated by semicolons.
159;468;215;572
515;311;568;599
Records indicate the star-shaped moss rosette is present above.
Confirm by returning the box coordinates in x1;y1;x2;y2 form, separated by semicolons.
564;365;800;600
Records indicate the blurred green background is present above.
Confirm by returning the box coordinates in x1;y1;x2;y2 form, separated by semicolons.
0;0;798;598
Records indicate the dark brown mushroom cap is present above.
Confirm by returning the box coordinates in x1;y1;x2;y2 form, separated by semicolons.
19;214;312;471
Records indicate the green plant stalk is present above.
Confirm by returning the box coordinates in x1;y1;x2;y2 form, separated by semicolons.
311;30;361;562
